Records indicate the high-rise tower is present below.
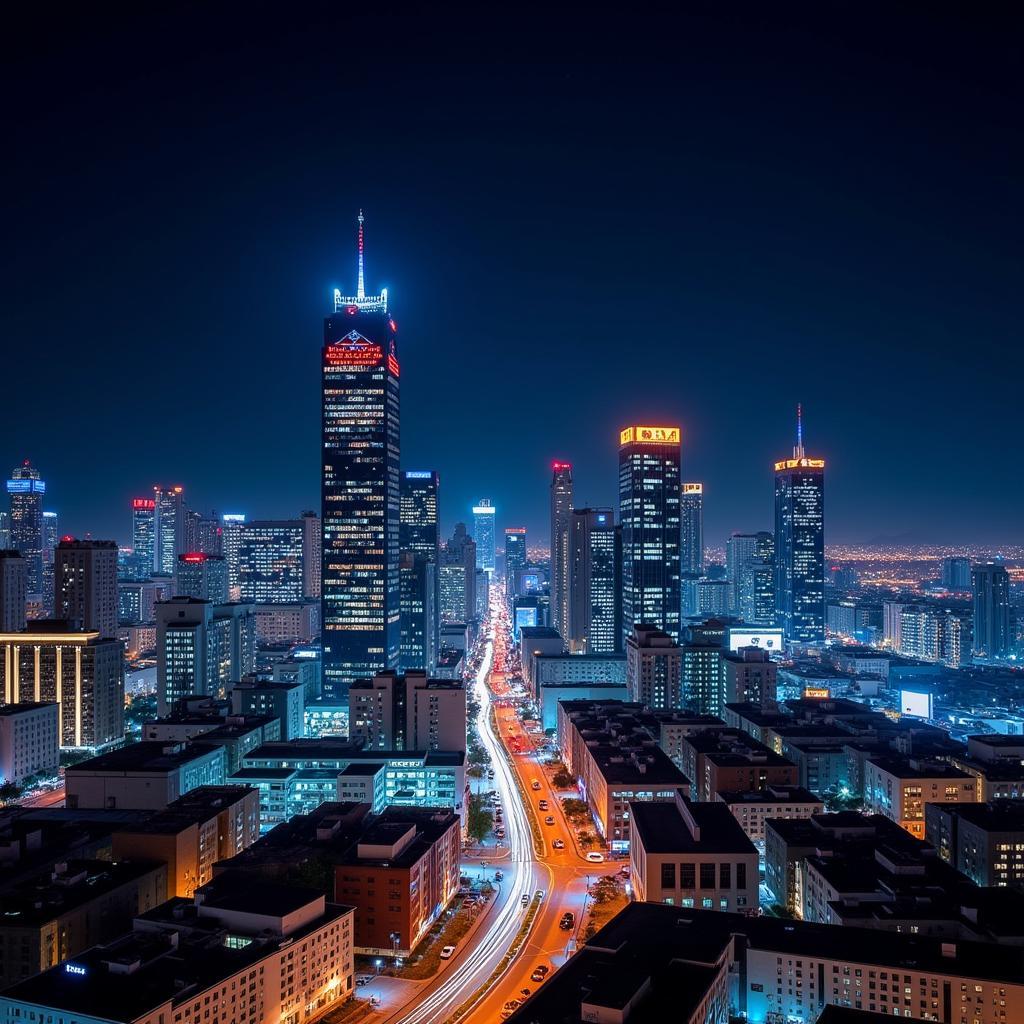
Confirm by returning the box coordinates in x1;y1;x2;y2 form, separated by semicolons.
400;471;440;671
504;527;527;601
154;485;186;576
680;483;704;576
132;498;157;575
618;427;681;643
550;462;573;641
773;405;825;645
7;461;45;597
472;500;496;576
568;508;617;654
321;211;400;700
971;563;1011;661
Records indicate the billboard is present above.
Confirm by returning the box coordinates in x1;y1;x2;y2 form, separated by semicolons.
900;689;934;719
620;425;681;445
515;606;538;640
727;627;784;654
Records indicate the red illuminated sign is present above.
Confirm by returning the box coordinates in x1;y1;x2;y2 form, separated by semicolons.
181;553;207;563
325;331;383;369
388;353;400;377
132;498;156;510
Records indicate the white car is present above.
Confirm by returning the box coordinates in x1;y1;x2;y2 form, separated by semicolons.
586;851;605;863
439;945;456;960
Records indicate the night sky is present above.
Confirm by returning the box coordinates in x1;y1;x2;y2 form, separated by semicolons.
3;6;1020;548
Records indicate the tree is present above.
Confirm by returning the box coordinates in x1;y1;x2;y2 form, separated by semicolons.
561;797;590;822
552;767;574;789
0;781;22;803
467;794;494;843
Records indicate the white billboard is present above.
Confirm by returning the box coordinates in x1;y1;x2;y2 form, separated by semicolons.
900;689;934;719
727;627;784;654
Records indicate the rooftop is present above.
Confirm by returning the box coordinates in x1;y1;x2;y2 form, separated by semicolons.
67;741;222;774
866;755;973;781
0;701;57;717
630;798;756;855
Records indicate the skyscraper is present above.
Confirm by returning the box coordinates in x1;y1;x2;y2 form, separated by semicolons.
472;499;496;576
0;551;27;633
972;563;1011;661
400;471;439;668
238;520;305;603
7;461;45;597
154;485;186;576
176;552;229;603
618;427;681;643
726;533;759;615
568;508;618;654
301;511;321;599
41;511;58;616
550;462;573;641
504;527;527;602
132;498;157;575
399;551;435;672
941;556;972;591
54;539;119;640
728;531;775;624
220;513;245;597
773;406;825;646
438;523;476;624
400;472;440;559
680;483;704;575
321;211;400;700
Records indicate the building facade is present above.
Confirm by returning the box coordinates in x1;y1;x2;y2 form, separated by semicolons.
550;461;573;642
567;507;618;655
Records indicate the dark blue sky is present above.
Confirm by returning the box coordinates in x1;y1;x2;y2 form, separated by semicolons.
2;6;1020;548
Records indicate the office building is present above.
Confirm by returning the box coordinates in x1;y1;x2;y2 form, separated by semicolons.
7;461;45;597
630;791;758;913
156;597;256;715
238;519;305;603
0;702;59;785
438;523;476;623
626;624;682;710
65;741;226;810
54;538;119;639
130;497;157;575
254;602;319;645
0;550;27;632
972;562;1012;660
348;670;466;753
399;551;435;672
40;512;58;616
0;512;8;549
550;461;573;641
727;531;774;624
519;626;567;695
619;426;681;642
863;755;976;839
0;622;123;749
220;513;245;596
230;679;305;740
716;785;823;842
299;510;321;599
399;471;439;558
680;482;704;575
942;556;972;591
773;407;825;645
321;212;400;700
723;646;778;708
676;728;798;802
154;485;186;576
567;507;617;655
504;526;526;600
111;785;260;898
0;875;354;1024
925;800;1024;889
680;619;729;716
472;498;495;575
176;551;229;602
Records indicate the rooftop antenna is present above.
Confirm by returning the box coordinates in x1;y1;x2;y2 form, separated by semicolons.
794;403;805;459
356;209;365;301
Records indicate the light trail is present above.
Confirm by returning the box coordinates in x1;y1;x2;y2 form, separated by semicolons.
393;597;538;1024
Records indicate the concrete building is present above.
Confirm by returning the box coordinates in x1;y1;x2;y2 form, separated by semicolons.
348;671;466;753
66;741;226;810
715;785;824;842
630;791;758;913
272;657;320;702
0;702;59;785
863;755;977;839
54;539;119;640
519;626;565;696
0;859;167;989
0;551;27;632
676;728;798;802
231;678;305;740
0;622;123;750
925;800;1024;889
175;552;229;603
254;601;320;645
722;646;778;708
111;785;259;897
0;875;354;1024
626;624;682;710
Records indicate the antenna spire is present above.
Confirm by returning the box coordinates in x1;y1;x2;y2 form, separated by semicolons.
356;209;365;301
794;403;805;459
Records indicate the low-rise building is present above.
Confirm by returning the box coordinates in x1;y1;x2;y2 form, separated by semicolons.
863;755;976;839
629;791;758;913
253;601;320;645
676;728;798;802
66;741;226;811
715;785;823;842
722;646;778;708
925;800;1024;889
0;702;59;785
0;875;355;1024
230;678;306;740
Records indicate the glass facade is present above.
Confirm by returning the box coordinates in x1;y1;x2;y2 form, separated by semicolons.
568;508;617;654
680;482;704;575
7;462;45;595
238;521;304;602
774;461;825;645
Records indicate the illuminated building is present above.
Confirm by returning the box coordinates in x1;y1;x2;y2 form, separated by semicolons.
941;555;972;591
7;461;45;597
773;407;825;645
154;485;186;576
0;702;59;787
253;602;319;645
41;511;58;616
0;551;27;632
176;552;229;603
155;597;256;716
568;508;618;654
0;512;8;548
723;646;778;708
238;520;305;603
619;426;681;643
680;620;728;716
972;562;1012;661
220;512;245;596
131;497;156;575
727;531;774;624
55;538;119;640
400;471;439;665
550;462;573;641
301;510;321;599
626;625;682;710
504;526;526;601
0;621;123;749
438;523;476;623
472;498;495;577
680;482;704;575
321;211;400;700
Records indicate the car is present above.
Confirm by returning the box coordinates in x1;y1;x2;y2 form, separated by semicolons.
531;780;541;791
538;800;549;810
535;889;544;900
544;815;555;825
500;1001;522;1020
494;870;504;881
619;866;630;877
521;893;530;906
530;965;550;982
355;974;373;987
586;851;605;863
559;911;575;930
552;838;565;850
439;945;456;960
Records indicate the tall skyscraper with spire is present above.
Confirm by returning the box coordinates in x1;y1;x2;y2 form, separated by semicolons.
773;405;825;646
550;462;573;641
322;211;400;700
618;427;681;643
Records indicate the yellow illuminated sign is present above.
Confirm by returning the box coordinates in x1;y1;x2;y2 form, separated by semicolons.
803;687;830;699
620;426;681;445
774;458;826;471
682;482;703;495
